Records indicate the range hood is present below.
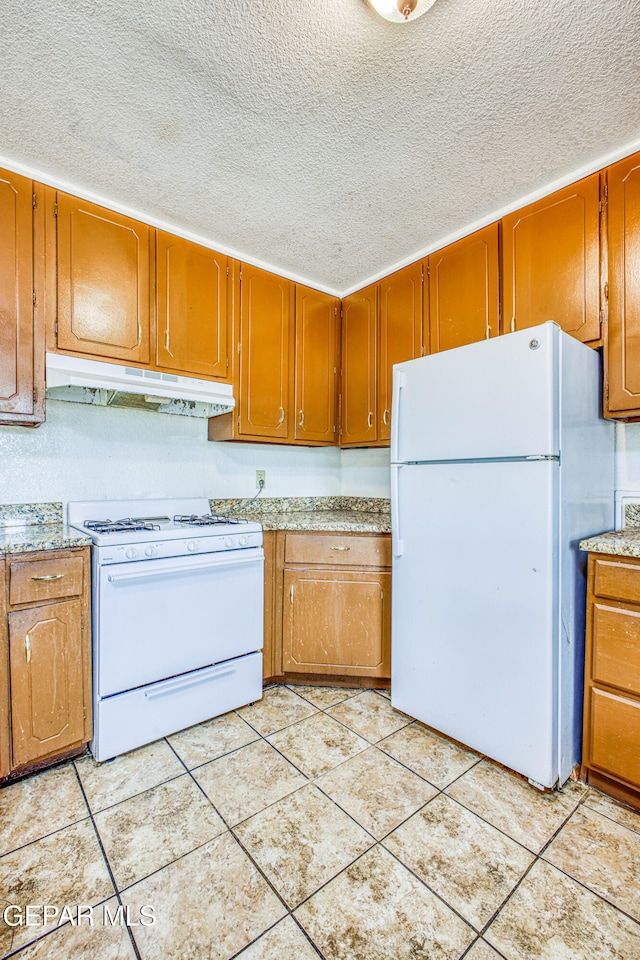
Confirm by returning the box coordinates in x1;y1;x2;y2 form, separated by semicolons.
45;353;234;419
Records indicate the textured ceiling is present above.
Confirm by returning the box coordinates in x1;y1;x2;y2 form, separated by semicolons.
1;0;639;293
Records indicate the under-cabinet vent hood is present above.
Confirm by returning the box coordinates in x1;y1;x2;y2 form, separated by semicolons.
45;354;234;419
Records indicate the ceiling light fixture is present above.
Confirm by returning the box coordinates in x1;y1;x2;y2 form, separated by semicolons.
365;0;437;22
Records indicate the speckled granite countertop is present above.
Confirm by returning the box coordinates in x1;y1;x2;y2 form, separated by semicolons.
0;502;92;556
580;529;640;559
208;497;391;534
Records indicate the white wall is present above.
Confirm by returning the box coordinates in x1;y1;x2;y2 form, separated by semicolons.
0;400;343;508
340;447;391;498
615;422;640;500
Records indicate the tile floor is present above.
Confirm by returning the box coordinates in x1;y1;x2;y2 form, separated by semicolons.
1;684;640;959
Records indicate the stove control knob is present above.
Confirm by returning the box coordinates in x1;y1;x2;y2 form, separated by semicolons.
187;541;197;552
225;537;233;548
145;545;157;558
126;548;138;560
239;536;248;547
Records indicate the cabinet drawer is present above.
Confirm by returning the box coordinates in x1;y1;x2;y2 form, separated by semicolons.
9;556;84;606
588;687;640;787
284;533;391;568
593;558;640;605
593;602;640;696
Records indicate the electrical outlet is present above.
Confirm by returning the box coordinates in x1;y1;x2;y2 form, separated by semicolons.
256;470;266;489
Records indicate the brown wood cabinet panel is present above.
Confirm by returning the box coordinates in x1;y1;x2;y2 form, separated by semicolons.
9;556;84;606
592;602;640;697
588;686;640;787
378;262;423;443
429;224;500;354
593;557;640;605
294;285;339;443
262;531;277;680
238;264;294;439
0;168;45;425
156;232;229;380
55;194;152;363
502;174;600;342
0;559;8;779
9;599;85;767
606;153;640;414
341;284;377;446
282;569;391;677
284;532;391;568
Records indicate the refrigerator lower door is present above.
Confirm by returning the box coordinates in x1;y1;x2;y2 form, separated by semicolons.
391;459;560;788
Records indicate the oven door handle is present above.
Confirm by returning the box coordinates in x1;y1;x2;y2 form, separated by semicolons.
106;552;263;583
144;664;236;700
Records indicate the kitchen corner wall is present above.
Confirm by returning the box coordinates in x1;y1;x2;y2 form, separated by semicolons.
0;401;345;509
614;422;640;503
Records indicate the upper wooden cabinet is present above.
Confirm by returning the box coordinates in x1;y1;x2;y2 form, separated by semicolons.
0;168;45;426
294;285;339;444
55;194;153;363
429;224;500;354
502;174;601;342
605;153;640;417
237;264;294;440
378;262;423;443
340;284;378;446
156;232;229;380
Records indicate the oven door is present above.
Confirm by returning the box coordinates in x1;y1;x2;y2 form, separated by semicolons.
96;547;264;697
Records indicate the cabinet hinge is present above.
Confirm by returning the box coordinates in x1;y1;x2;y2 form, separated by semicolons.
33;386;38;403
237;414;241;428
53;202;58;217
83;705;86;720
237;342;241;354
226;357;229;369
605;381;609;402
32;291;37;306
426;263;430;277
381;590;384;600
239;269;242;281
226;265;230;277
54;321;58;338
604;182;608;202
32;192;38;209
604;282;609;301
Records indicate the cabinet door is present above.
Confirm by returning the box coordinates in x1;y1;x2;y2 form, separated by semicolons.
502;174;600;342
294;285;338;443
606;154;640;415
9;599;85;767
0;169;44;424
282;569;391;677
238;264;293;439
156;232;229;380
340;284;377;446
429;224;500;354
378;263;423;443
56;194;152;363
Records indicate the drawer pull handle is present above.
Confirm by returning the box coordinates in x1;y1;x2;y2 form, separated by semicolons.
278;406;285;425
383;408;389;426
368;412;373;428
25;634;31;664
299;410;304;427
331;546;350;551
31;574;64;581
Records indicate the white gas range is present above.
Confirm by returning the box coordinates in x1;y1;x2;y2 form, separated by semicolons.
68;498;264;761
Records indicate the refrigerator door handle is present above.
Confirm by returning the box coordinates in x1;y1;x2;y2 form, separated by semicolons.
391;464;404;557
390;370;404;463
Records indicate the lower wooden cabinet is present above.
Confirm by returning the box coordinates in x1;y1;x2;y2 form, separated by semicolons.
264;530;391;681
1;547;92;779
582;552;640;809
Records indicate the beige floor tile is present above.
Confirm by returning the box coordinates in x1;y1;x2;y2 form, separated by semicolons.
95;774;226;889
295;844;474;960
464;939;503;960
486;859;640;959
544;804;640;921
167;712;259;769
327;690;412;743
15;898;136;959
584;789;640;835
235;783;373;908
0;819;114;955
0;763;88;856
446;760;586;852
379;722;480;789
193;738;307;825
267;712;368;778
316;747;437;839
384;793;533;930
238;685;318;736
288;684;359;709
235;916;319;960
121;832;286;960
75;741;184;813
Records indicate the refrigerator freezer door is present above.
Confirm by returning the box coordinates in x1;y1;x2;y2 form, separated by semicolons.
391;459;560;787
391;323;559;464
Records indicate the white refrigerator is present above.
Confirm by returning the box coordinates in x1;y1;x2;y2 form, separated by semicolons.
390;322;614;789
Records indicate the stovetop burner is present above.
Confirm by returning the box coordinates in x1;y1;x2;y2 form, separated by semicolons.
173;514;248;527
85;518;162;534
